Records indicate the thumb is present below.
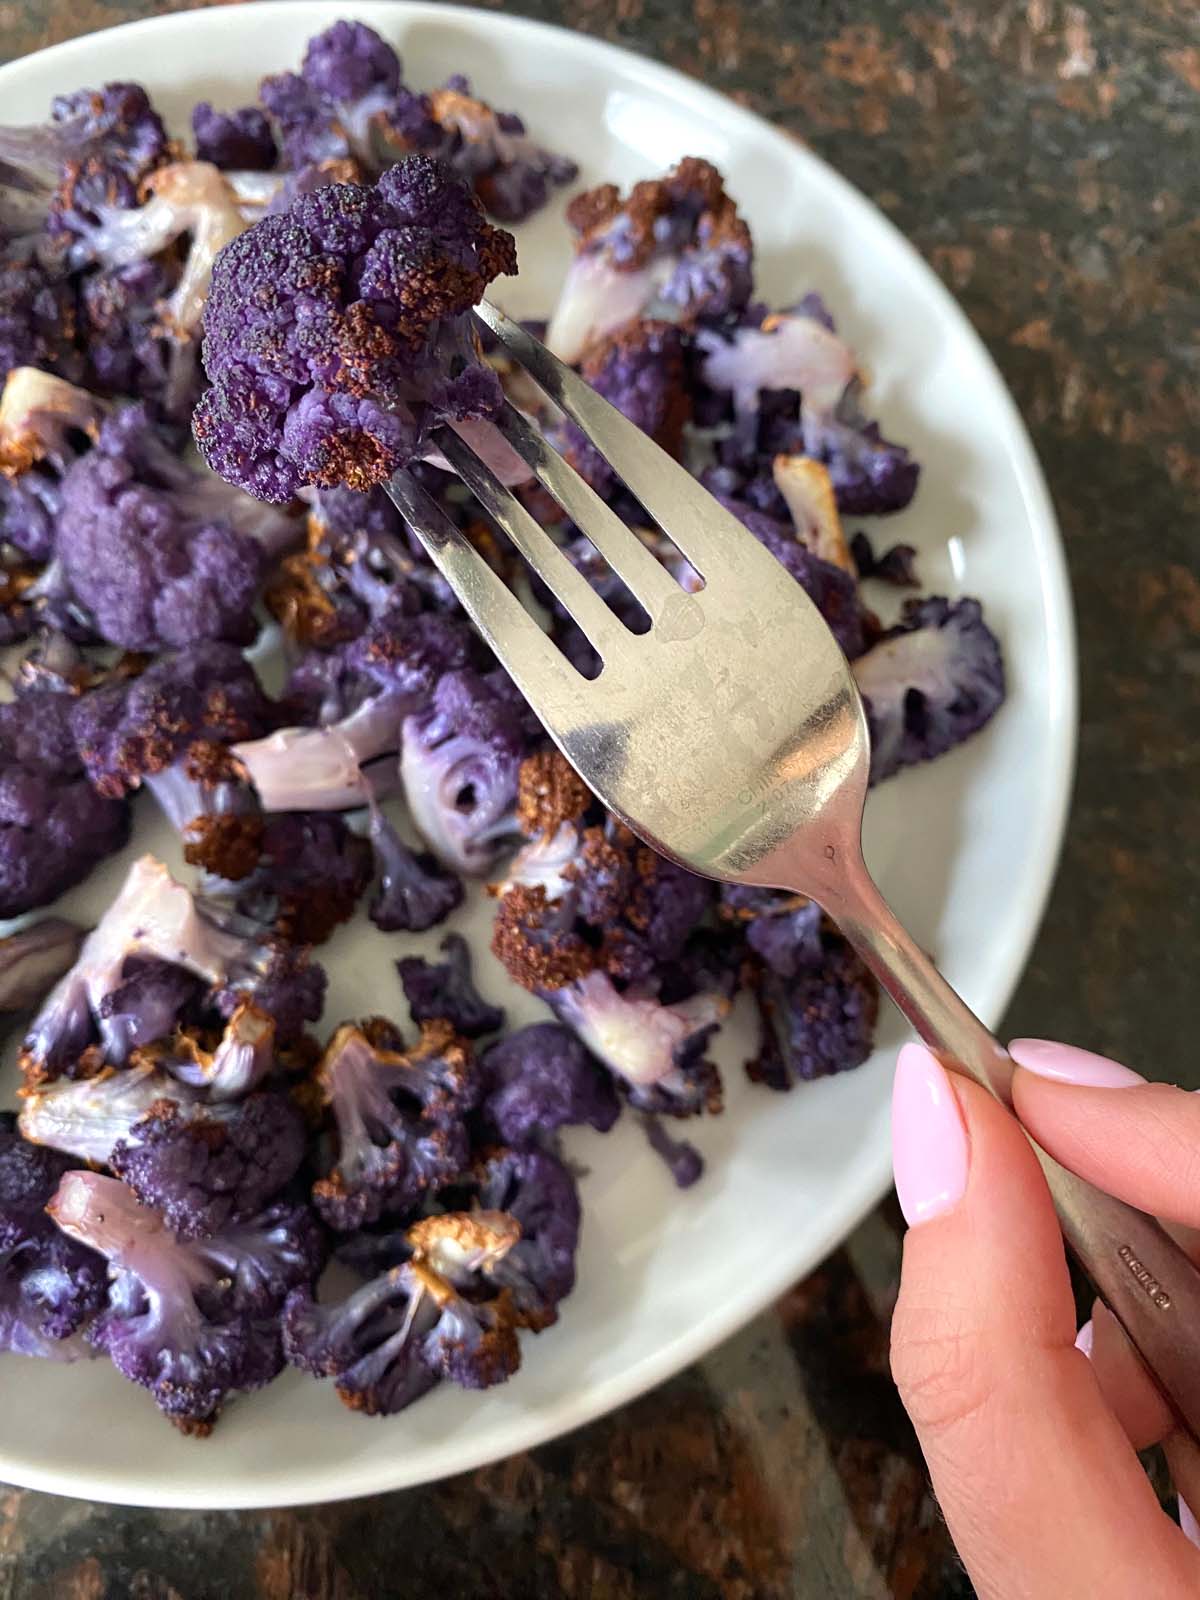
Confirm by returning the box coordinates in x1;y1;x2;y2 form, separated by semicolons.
890;1043;1196;1599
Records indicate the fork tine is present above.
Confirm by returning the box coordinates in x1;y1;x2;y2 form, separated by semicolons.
434;425;632;664
491;401;686;620
383;470;585;716
474;302;742;576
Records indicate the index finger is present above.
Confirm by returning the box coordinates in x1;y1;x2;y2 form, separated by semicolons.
1011;1045;1200;1227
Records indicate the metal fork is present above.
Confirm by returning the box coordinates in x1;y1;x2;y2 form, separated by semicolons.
386;300;1200;1436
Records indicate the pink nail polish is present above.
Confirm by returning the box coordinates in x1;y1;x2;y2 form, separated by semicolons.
892;1043;970;1227
1009;1038;1145;1089
1178;1496;1200;1550
1075;1319;1094;1358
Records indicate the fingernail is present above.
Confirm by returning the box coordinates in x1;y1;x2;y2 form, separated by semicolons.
1179;1496;1200;1551
892;1042;970;1227
1075;1318;1094;1358
1009;1038;1144;1089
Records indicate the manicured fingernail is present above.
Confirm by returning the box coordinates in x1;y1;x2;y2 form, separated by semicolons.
1009;1038;1144;1089
892;1043;969;1227
1075;1318;1094;1358
1179;1496;1200;1550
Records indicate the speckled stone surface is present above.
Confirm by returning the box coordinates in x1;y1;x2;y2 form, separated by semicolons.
1;2;1197;1595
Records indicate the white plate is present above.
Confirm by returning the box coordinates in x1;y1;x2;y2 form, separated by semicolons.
0;1;1076;1509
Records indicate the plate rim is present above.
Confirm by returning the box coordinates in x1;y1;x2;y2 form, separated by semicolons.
0;0;1077;1509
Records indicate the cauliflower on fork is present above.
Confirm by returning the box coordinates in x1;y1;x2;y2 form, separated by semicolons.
192;155;518;503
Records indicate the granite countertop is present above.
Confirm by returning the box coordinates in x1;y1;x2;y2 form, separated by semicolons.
2;1;1197;1595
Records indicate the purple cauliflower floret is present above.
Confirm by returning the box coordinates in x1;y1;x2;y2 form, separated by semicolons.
641;1117;704;1188
400;667;539;874
697;302;857;434
491;842;725;1118
800;383;920;517
559;319;689;496
0;106;80;380
347;603;478;700
285;1209;524;1411
217;812;373;946
110;1093;306;1241
0;366;106;563
280;618;386;728
544;971;726;1118
0;255;81;384
191;102;277;171
192;155;517;504
95;959;204;1063
850;530;919;588
402;1214;523;1387
200;1199;326;1316
495;765;713;980
55;155;242;293
0;1128;106;1357
232;607;473;813
18;856;212;1078
57;404;299;650
77;258;177;410
20;855;325;1080
71;642;272;877
852;597;1006;784
212;940;326;1047
479;1021;619;1146
719;886;823;978
259;21;437;174
0;919;83;1014
267;485;458;651
47;1170;318;1430
747;933;879;1088
0;681;129;919
64;161;249;421
282;1265;440;1415
697;304;920;518
547;158;753;363
0;457;61;565
471;1146;581;1329
416;1287;520;1391
396;932;504;1038
367;809;464;933
746;900;822;975
311;1019;476;1231
45;81;165;186
0;82;167;248
426;76;577;223
0;92;231;421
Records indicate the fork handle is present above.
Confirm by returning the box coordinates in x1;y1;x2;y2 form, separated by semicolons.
821;851;1200;1446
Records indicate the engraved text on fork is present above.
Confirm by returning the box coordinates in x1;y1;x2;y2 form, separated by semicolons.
1119;1244;1172;1309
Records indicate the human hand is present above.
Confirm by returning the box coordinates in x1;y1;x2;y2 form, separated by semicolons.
889;1038;1200;1599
